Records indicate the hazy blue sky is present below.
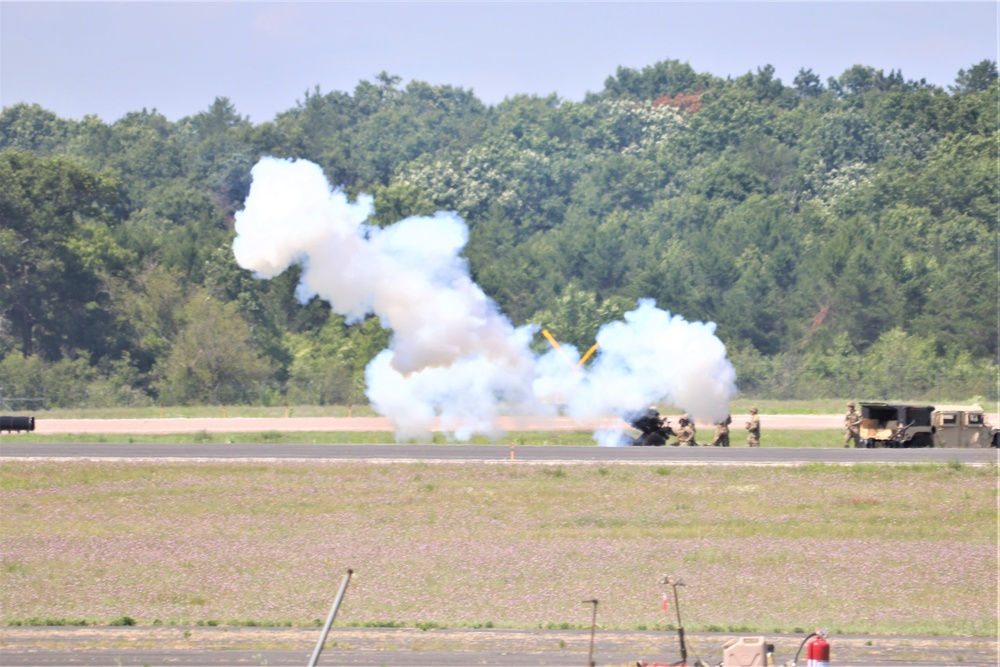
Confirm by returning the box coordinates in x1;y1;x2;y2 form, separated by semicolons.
2;2;997;124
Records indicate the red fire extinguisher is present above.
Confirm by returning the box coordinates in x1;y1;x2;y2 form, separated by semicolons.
806;631;830;667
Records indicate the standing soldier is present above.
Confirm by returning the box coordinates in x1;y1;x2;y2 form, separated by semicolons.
844;401;862;448
745;407;761;447
710;415;731;447
676;416;698;446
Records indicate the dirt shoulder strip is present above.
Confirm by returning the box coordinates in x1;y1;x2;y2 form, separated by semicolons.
2;626;997;666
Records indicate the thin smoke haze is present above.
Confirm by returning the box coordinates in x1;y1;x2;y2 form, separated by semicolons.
233;157;737;442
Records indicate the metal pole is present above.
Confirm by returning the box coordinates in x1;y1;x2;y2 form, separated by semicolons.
672;582;683;628
674;583;686;667
663;576;687;667
582;599;598;667
308;568;353;667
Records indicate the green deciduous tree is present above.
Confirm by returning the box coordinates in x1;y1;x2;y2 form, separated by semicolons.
285;315;354;405
368;182;437;228
0;103;71;154
598;59;716;101
2;59;997;406
793;69;825;98
153;290;272;405
528;283;631;355
0;150;129;360
950;60;998;95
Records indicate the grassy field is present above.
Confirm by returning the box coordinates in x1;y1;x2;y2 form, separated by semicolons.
1;460;995;636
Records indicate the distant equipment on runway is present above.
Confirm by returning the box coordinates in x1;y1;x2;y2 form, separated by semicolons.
0;416;35;432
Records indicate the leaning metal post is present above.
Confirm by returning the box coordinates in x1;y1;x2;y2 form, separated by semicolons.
582;598;598;667
308;568;353;667
663;576;687;666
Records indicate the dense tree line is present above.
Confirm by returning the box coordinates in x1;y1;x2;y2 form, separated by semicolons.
1;60;997;408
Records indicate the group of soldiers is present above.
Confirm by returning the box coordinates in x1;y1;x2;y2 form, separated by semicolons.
682;402;862;448
649;402;861;448
670;407;761;447
706;407;760;447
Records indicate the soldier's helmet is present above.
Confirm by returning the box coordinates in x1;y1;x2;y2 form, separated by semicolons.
749;406;758;414
848;401;855;408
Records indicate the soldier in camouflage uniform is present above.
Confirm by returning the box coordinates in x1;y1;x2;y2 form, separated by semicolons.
710;415;731;447
684;414;696;440
745;406;760;447
844;401;862;448
676;416;698;446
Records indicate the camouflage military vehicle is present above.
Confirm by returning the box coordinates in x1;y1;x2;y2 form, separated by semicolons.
858;402;935;448
859;402;998;448
930;405;999;448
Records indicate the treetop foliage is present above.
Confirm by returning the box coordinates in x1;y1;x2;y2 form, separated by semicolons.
1;58;996;406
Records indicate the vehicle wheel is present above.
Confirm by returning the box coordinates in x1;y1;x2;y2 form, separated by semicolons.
908;433;934;448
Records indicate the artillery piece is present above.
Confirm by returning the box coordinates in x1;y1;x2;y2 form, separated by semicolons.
621;407;676;446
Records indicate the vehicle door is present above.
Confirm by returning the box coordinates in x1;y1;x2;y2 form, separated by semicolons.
964;412;987;448
934;412;960;447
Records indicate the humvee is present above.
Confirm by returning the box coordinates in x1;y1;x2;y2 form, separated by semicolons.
859;402;998;448
859;402;935;448
930;405;999;448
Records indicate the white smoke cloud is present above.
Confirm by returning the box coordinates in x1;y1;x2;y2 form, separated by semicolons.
232;157;737;442
565;300;736;440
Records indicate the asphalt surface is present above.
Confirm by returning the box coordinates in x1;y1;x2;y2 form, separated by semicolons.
4;415;996;465
2;441;997;465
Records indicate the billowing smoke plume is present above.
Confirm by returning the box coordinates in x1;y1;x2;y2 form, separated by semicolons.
233;157;736;442
562;300;736;445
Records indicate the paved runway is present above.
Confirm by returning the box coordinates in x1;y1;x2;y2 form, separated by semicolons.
4;414;997;464
2;441;997;465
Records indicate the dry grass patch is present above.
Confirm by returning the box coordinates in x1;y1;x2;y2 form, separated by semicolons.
1;461;995;636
